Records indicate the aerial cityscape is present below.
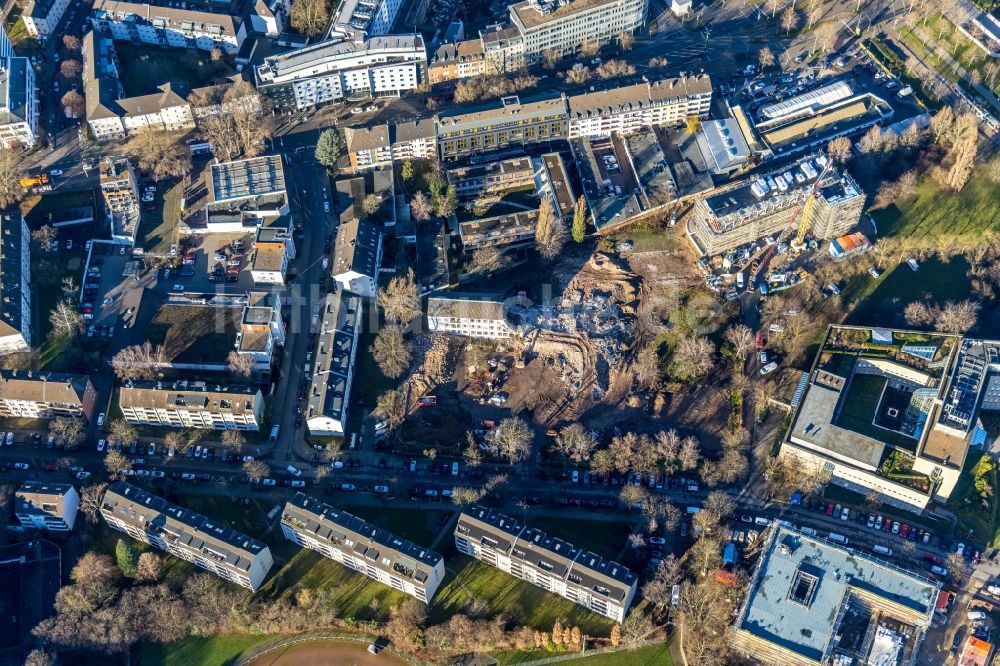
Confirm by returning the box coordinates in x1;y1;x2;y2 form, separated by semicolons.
0;0;998;662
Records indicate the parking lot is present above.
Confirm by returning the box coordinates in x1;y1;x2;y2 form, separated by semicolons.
174;232;258;293
79;241;147;345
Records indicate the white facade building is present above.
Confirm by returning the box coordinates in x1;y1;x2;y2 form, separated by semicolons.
306;292;361;437
331;217;382;298
568;75;712;138
255;34;426;111
20;0;71;37
508;0;648;61
427;293;512;339
118;381;264;431
0;55;38;149
102;482;274;590
330;0;404;38
236;292;285;369
0;212;31;356
250;226;295;284
282;493;446;603
16;482;80;532
456;505;638;622
91;0;247;53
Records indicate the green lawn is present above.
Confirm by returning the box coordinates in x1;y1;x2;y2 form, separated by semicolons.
874;173;1000;246
139;633;271;666
343;505;451;547
259;549;413;621
569;643;671;665
430;556;616;636
953;451;999;546
528;517;630;560
845;255;972;326
145;304;241;364
835;374;921;452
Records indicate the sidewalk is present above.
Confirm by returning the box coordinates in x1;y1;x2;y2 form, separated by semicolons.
905;25;1000;116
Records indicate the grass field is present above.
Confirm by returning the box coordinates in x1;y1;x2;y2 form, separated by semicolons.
429;556;616;635
528;516;630;560
953;451;999;546
146;304;241;364
343;505;451;547
139;633;271;666
844;255;972;326
873;173;1000;246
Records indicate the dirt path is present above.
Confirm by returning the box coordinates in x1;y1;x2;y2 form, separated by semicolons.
249;641;410;666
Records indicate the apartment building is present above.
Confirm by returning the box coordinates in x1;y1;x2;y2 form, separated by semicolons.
281;493;445;602
250;226;295;284
480;23;525;73
0;370;97;420
20;0;71;36
254;35;426;111
536;152;577;220
0;212;31;356
456;505;637;622
330;0;404;38
99;157;141;244
83;31;195;141
101;482;274;590
235;292;285;368
205;156;289;233
118;380;264;431
507;0;648;61
0;24;11;59
438;94;569;159
0;54;38;149
427;293;512;339
428;39;487;84
345;119;437;171
567;75;712;138
390;118;437;161
733;525;938;666
91;0;247;53
15;482;80;532
459;210;538;250
687;154;865;256
446;156;535;197
331;216;382;297
306;291;362;436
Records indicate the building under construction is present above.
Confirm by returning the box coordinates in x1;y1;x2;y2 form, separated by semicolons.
686;155;865;256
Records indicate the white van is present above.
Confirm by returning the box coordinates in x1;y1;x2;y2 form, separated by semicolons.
828;532;849;545
873;545;893;556
270;425;279;441
286;465;303;477
799;527;817;537
968;610;987;621
686;506;701;514
451;462;459;476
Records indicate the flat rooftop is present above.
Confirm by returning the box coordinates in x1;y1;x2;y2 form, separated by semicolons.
210;156;286;203
510;0;627;30
789;373;886;469
736;526;938;664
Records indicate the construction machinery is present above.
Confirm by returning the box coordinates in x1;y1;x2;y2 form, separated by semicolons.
19;173;49;189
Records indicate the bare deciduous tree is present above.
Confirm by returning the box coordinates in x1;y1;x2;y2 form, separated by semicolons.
363;193;382;216
617;31;633;50
781;6;798;33
221;430;245;451
59;59;81;78
553;423;597;463
827;136;852;163
377;269;420;325
410;191;432;221
227;351;255;378
534;195;566;260
61;90;85;117
758;46;775;69
290;0;331;36
633;344;661;390
49;417;85;448
678;436;701;471
108;420;137;450
642;555;684;610
724;324;754;366
670;335;715;381
0;149;24;209
125;131;191;180
112;342;165;381
243;460;269;481
49;299;84;338
375;387;409;433
24;650;56;666
491;417;533;463
370;325;412;379
78;482;108;524
467;245;510;276
105;450;132;478
135;552;165;583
